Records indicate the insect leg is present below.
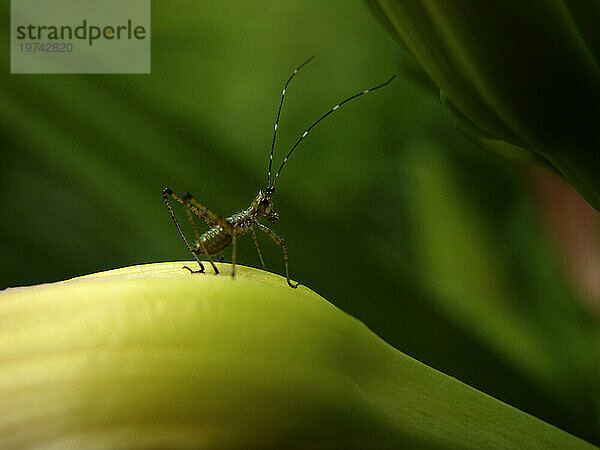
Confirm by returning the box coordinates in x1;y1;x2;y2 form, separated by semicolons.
164;188;233;233
180;194;221;275
251;226;266;269
182;192;234;233
195;239;220;275
231;228;238;279
183;202;202;243
255;222;299;288
162;188;205;273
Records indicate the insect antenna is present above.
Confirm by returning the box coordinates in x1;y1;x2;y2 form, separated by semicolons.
267;56;315;187
270;74;396;189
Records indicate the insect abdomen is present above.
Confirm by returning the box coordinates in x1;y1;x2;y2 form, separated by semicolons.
196;226;232;256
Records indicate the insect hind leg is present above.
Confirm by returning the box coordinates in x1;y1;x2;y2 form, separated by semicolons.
163;187;209;274
193;239;220;275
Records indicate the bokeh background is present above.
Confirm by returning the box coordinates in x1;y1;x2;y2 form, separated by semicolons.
1;0;599;445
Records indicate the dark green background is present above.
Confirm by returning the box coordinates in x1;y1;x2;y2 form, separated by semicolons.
1;1;598;445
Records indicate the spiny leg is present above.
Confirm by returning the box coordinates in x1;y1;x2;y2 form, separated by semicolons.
164;188;229;275
181;194;220;274
231;227;238;278
162;188;205;273
255;222;299;288
251;226;266;269
183;191;233;233
183;198;202;243
164;188;233;233
194;239;220;274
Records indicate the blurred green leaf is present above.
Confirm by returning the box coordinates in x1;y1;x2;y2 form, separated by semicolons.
367;0;600;211
404;142;600;413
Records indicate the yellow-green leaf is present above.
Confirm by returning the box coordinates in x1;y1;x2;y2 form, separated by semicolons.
0;263;592;448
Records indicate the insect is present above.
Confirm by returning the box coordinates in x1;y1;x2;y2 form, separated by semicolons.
163;57;394;288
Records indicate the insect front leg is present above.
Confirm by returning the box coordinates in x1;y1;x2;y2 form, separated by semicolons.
251;226;266;269
255;222;299;288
